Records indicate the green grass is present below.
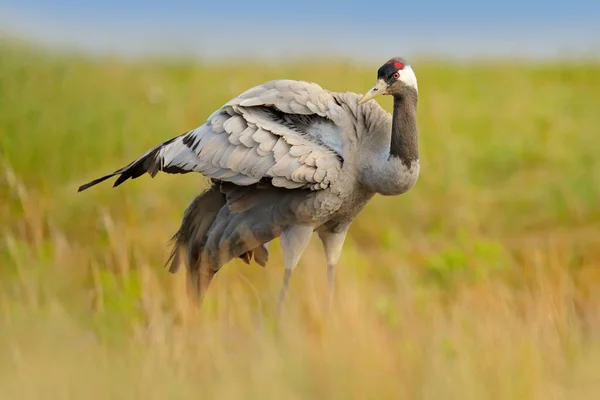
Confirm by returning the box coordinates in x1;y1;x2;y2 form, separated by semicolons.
1;40;600;399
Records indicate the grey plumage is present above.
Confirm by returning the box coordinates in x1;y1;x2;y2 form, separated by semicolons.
78;57;420;313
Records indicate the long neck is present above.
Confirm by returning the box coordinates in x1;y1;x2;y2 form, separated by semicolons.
356;89;420;196
390;91;418;166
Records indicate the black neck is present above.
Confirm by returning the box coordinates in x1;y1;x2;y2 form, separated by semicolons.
390;90;419;165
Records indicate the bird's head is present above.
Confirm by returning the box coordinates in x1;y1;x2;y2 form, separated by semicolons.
358;57;418;104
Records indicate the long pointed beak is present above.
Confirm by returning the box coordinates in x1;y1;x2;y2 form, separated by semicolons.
358;79;388;104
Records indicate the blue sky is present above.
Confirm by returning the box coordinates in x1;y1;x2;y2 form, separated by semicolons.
1;0;599;61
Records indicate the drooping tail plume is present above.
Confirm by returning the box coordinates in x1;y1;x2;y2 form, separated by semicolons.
166;183;271;303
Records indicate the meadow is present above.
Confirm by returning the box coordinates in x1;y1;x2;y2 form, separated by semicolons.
1;40;600;399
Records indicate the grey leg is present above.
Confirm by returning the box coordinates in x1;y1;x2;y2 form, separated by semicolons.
276;225;314;317
318;229;348;312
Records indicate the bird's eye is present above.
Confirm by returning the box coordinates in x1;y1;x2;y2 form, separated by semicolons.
393;72;400;79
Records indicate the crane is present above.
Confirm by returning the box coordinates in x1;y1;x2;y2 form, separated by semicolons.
78;56;420;315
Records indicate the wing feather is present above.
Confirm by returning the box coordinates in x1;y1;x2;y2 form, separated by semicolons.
238;126;257;148
223;115;246;134
238;147;263;175
78;79;354;193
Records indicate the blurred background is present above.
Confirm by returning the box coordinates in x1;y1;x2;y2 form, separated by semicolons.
1;1;600;399
2;0;600;61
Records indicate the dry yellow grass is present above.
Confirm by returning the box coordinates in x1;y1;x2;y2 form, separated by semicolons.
1;41;600;399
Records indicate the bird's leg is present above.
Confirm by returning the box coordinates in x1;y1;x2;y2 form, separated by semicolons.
276;225;314;318
317;228;349;313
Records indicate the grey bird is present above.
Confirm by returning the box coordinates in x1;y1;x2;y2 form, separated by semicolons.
78;57;420;315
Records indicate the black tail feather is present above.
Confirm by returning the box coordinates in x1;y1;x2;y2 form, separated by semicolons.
76;157;151;192
77;173;118;192
76;136;182;192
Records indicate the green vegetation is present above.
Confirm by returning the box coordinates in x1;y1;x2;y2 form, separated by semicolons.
1;41;600;398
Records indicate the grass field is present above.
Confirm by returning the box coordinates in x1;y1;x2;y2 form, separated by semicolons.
1;40;600;399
